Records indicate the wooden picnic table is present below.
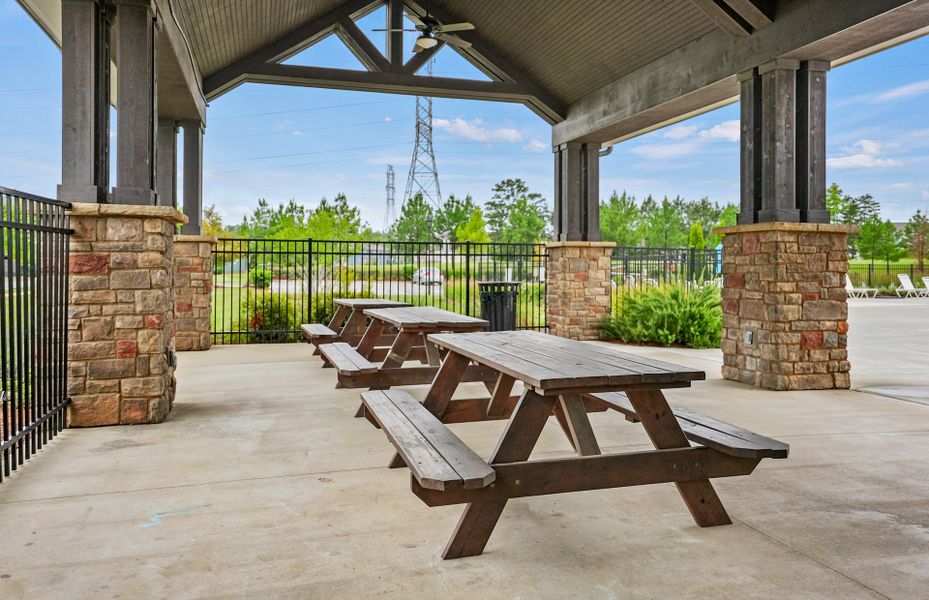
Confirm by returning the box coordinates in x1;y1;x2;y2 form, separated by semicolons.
303;298;411;355
360;330;788;559
328;298;411;339
320;306;491;390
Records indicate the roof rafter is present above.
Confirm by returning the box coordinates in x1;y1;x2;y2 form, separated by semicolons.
690;0;776;37
201;0;565;124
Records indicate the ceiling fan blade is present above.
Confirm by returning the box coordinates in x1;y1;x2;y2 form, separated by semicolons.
412;44;424;53
407;13;427;27
437;33;472;49
436;22;474;33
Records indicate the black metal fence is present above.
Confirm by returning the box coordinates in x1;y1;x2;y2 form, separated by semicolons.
1;187;71;483
212;239;547;344
848;262;929;290
611;246;721;287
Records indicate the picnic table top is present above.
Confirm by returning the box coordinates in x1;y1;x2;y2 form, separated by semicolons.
334;298;411;309
427;330;705;393
364;306;489;329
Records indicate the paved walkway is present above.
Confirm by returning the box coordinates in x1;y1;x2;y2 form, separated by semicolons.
0;301;927;599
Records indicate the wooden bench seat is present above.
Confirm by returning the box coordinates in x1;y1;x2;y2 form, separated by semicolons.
301;323;339;341
318;343;378;375
361;389;495;491
587;392;789;460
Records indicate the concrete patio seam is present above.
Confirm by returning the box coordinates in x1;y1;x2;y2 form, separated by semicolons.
735;517;895;600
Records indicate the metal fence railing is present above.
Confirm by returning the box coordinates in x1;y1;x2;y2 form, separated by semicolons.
848;262;929;289
611;246;721;288
1;186;71;483
212;239;548;344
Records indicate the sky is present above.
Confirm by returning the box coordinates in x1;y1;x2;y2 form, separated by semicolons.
1;0;928;229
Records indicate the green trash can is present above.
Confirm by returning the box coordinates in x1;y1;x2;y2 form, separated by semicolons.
479;281;521;331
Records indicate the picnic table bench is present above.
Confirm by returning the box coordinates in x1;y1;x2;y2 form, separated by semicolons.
301;298;410;354
361;330;788;559
319;306;493;390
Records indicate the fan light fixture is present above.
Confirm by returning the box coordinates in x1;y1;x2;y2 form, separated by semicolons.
415;35;439;50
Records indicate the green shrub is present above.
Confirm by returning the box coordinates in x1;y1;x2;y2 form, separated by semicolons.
249;267;273;288
242;293;297;342
602;282;721;348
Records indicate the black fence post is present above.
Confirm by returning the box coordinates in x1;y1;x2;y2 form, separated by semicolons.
868;263;873;287
465;241;471;316
688;246;697;281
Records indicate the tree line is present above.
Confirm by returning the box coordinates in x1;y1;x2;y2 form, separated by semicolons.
202;180;928;268
826;183;929;269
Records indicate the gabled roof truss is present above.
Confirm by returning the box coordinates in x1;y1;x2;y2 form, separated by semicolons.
202;0;565;124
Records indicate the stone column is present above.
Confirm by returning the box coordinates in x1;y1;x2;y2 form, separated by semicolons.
111;0;158;205
553;142;600;242
716;222;855;391
59;0;110;204
174;234;216;351
546;241;615;340
67;203;187;426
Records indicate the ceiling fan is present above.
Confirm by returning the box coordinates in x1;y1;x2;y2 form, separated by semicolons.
372;1;475;52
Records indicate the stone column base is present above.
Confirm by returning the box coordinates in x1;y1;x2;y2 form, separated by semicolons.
174;234;217;351
67;203;187;426
546;241;615;340
715;222;856;391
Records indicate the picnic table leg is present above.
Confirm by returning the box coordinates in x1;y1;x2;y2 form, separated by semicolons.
386;352;470;468
356;318;386;359
341;308;368;339
327;304;350;332
423;333;442;366
443;389;555;559
557;394;601;456
380;331;417;369
626;389;731;527
486;373;515;417
551;404;577;452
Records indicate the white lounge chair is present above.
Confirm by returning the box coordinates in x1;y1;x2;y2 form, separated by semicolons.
896;274;929;298
845;274;877;298
922;276;929;293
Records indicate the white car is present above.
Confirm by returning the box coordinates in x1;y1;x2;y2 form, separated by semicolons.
412;267;444;286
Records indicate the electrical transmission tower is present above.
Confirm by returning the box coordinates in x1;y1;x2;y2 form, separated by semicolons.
383;164;396;231
403;61;442;208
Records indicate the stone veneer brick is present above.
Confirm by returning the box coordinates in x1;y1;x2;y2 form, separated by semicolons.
716;222;856;391
546;241;615;340
67;203;187;426
174;235;216;352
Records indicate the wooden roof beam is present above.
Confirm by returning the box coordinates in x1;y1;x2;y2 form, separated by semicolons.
203;0;380;99
690;0;754;37
244;63;544;106
203;0;566;124
554;0;929;145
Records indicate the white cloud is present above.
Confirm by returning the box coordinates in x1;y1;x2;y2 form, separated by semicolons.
384;116;393;122
923;190;929;200
433;117;521;142
664;125;698;139
523;139;547;152
699;120;740;142
827;139;899;169
888;182;912;190
875;79;929;102
290;130;304;137
631;141;702;160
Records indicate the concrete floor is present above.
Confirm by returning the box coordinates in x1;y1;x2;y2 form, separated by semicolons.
1;300;928;599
